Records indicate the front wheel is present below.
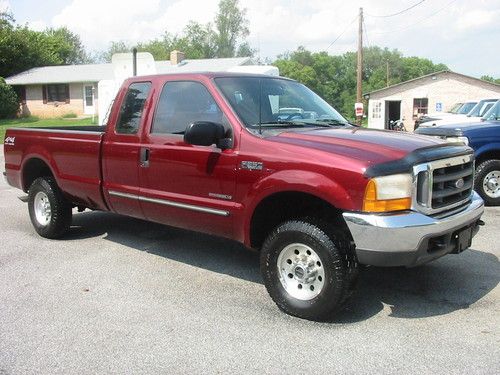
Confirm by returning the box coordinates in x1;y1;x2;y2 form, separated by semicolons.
28;177;72;239
475;160;500;206
260;220;358;321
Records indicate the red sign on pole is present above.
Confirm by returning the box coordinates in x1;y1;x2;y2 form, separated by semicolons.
355;102;364;117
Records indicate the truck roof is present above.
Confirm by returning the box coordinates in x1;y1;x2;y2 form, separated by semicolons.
125;71;293;83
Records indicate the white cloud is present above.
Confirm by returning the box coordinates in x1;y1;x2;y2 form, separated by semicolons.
51;0;218;50
29;0;500;76
0;0;10;12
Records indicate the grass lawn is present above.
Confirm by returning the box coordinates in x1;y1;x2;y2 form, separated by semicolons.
1;117;98;140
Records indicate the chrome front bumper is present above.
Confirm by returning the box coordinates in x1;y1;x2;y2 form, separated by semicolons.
342;192;484;267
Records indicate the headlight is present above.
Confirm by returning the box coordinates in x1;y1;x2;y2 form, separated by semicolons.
446;136;469;145
363;174;412;212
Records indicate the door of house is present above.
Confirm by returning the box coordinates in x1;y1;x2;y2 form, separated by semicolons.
83;84;95;115
385;100;401;129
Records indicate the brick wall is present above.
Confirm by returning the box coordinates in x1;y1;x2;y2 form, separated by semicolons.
24;82;97;118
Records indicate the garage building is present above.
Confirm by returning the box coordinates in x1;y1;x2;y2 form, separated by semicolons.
366;71;500;131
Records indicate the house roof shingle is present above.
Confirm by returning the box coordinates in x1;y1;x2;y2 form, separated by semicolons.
5;57;253;85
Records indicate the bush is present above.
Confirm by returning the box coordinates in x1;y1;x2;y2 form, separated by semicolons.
0;78;19;119
61;112;77;118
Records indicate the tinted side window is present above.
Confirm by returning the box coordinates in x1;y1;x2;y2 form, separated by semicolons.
116;82;151;134
152;81;227;134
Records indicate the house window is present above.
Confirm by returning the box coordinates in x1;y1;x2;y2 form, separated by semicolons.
372;101;382;119
43;84;70;103
413;98;428;119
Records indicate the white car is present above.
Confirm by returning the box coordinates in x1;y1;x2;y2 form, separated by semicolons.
419;99;499;128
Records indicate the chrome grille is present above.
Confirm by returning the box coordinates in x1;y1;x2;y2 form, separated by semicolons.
413;154;475;216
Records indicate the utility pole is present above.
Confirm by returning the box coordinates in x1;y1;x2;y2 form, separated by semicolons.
386;60;390;87
356;7;363;125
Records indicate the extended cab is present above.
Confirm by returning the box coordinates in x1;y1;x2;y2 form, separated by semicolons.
3;73;485;321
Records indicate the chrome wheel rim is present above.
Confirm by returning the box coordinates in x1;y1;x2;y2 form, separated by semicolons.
483;170;500;198
277;243;325;300
34;192;51;226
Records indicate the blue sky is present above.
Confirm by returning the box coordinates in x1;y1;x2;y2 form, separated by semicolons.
2;0;499;78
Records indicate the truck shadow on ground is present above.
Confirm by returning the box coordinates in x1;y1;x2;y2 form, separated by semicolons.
68;211;500;323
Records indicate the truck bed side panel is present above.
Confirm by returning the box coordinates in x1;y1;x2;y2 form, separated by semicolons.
4;128;107;210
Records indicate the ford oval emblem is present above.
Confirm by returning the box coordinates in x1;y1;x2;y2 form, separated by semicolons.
455;178;465;189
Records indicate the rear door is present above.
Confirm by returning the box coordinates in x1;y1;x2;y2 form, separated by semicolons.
139;79;238;238
101;81;152;218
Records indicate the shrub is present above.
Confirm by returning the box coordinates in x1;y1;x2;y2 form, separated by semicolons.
61;112;77;118
0;78;19;119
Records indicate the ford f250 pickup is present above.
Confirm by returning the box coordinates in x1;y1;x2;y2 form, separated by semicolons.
3;73;485;321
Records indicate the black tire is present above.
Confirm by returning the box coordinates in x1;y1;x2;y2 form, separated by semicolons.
260;219;358;321
28;177;72;239
475;160;500;206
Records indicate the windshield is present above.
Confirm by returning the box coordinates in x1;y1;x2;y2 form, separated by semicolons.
482;100;500;121
457;102;477;114
449;103;463;114
214;77;348;131
467;99;497;117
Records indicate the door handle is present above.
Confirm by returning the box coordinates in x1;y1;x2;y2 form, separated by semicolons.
140;147;150;167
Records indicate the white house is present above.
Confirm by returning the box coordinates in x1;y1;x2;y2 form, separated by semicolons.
365;71;500;131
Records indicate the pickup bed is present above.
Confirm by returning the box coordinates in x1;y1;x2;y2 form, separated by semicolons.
3;72;485;321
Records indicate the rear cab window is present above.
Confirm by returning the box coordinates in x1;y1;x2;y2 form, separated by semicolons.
115;82;152;134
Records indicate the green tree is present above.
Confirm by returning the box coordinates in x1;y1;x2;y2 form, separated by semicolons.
99;41;134;62
0;77;19;118
101;0;254;62
0;24;60;77
45;27;91;64
0;16;92;77
273;46;448;120
215;0;250;57
481;75;500;84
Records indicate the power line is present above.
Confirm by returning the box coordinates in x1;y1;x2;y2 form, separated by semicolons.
370;0;460;35
366;0;426;18
325;15;358;51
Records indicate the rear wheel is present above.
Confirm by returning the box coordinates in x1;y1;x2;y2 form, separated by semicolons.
260;219;358;321
28;177;72;238
475;160;500;206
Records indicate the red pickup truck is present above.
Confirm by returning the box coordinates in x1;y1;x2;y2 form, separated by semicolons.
3;73;485;321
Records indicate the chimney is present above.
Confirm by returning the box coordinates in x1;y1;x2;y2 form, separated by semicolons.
170;50;185;65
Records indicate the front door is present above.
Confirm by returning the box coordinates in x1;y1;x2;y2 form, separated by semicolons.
385;100;401;129
139;80;238;238
83;84;95;115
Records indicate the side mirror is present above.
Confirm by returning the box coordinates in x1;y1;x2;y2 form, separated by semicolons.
184;121;229;149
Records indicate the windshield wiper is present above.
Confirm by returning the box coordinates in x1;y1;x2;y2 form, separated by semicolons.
257;120;305;127
315;118;350;125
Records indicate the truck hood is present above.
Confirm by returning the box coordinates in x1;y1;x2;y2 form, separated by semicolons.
415;121;499;137
268;127;446;167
